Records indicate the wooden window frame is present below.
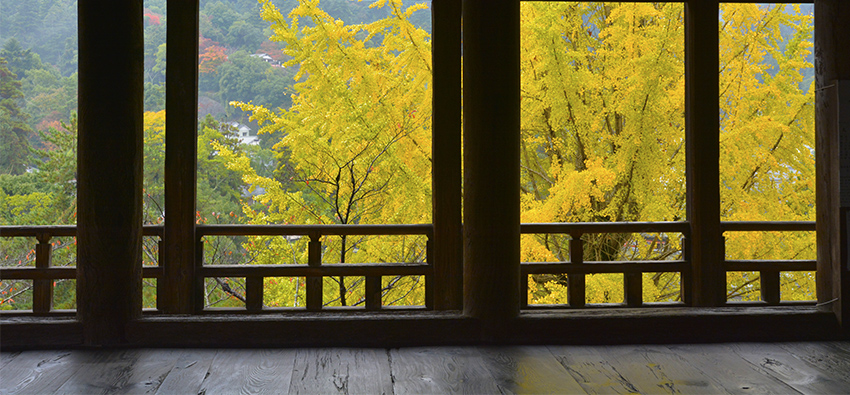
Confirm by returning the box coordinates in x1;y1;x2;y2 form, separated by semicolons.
2;0;847;348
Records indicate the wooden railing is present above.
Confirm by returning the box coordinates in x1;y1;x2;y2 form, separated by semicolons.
520;222;691;308
0;225;163;315
195;224;434;312
0;221;816;315
722;221;817;306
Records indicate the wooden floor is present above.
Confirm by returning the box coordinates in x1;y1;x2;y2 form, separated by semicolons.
1;342;849;394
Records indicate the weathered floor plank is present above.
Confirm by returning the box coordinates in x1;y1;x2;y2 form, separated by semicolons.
667;343;800;394
196;349;296;395
2;342;850;394
777;342;850;387
729;342;850;394
53;349;182;394
0;350;83;394
547;345;643;394
597;344;729;394
390;347;501;394
0;351;21;371
155;349;217;395
288;348;393;394
478;346;585;394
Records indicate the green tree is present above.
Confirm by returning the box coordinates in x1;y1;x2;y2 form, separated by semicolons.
0;58;33;175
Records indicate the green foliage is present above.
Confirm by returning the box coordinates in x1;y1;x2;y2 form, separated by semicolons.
0;1;820;309
0;58;33;175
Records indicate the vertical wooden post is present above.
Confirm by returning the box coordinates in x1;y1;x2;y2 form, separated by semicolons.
624;272;643;307
163;0;200;314
816;0;850;330
245;276;263;311
463;0;521;330
760;270;781;305
157;238;164;311
33;234;53;314
194;238;206;311
681;236;693;304
365;276;382;311
685;0;724;306
431;0;463;311
568;235;585;308
306;234;323;311
77;0;144;345
425;237;435;309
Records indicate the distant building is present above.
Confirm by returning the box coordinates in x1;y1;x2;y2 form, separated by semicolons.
228;122;259;145
249;53;282;67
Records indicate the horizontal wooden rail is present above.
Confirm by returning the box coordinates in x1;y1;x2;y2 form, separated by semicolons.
521;221;689;235
519;222;689;309
197;224;433;237
0;266;163;280
522;261;689;275
199;263;430;277
725;260;817;272
721;221;816;232
0;225;163;238
197;224;434;313
0;225;163;314
721;222;816;306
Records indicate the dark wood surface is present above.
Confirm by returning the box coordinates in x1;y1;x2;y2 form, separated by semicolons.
76;0;145;346
815;0;850;334
462;0;521;324
2;342;848;394
685;0;724;307
430;0;464;311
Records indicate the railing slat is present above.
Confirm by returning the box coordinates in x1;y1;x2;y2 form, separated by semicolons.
425;238;435;310
365;276;381;311
568;235;585;308
624;272;642;307
246;276;263;311
306;235;322;311
33;234;53;313
760;270;781;305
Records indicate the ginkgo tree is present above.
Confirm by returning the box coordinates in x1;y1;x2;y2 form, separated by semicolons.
718;4;815;302
519;2;814;304
217;0;816;308
218;0;432;307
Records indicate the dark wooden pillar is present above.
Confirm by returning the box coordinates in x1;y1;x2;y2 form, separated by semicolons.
815;0;850;330
77;0;144;345
685;0;724;306
163;0;199;314
462;0;521;328
431;0;463;310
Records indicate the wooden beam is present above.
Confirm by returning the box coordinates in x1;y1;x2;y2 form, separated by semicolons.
816;0;850;332
163;0;200;314
431;0;463;311
77;0;144;345
463;0;521;330
685;0;724;306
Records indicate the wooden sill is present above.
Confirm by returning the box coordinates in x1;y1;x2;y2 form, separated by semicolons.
1;306;843;349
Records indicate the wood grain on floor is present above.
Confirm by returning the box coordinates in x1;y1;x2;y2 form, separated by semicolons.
1;342;849;394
